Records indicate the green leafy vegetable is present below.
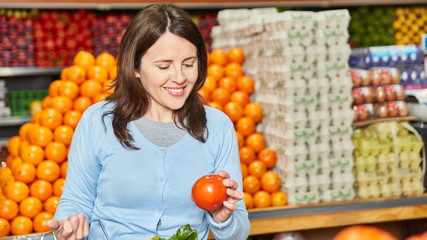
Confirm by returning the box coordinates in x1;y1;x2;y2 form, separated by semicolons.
151;224;198;240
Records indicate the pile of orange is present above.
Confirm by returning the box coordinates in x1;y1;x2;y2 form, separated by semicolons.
200;47;287;209
0;51;116;237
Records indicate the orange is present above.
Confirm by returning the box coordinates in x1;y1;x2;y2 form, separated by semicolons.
13;162;36;184
30;111;42;124
243;192;253;209
0;218;10;237
63;110;82;129
4;181;29;203
253;190;271;208
60;67;69;81
260;171;281;193
41;96;52;109
60;161;68;178
207;64;225;80
258;148;277;169
21;144;44;166
74;96;93;113
244;102;263;123
208;102;223;111
236;117;255;137
93;93;109;103
48;80;63;97
73;51;95;69
36;160;60;183
211;87;230;106
39;108;63;130
7;136;21;157
198;88;211;103
242;175;260;194
44;142;67;164
53;178;65;197
7;157;22;175
44;196;60;214
271;190;287;207
33;211;53;233
109;65;118;80
66;65;87;85
227;47;245;64
239;146;255;165
58;80;79;100
87;65;108;83
223;102;243;123
95;52;116;71
209;49;228;66
10;215;33;235
230;91;250;107
0;198;18;220
218;76;237;93
30;180;53;202
235;131;244;148
201;75;217;93
28;125;53;148
50;96;73;114
248;160;267;178
80;79;102;98
225;62;243;79
246;132;266;153
240;163;248;178
19;196;42;219
237;76;255;94
53;125;74;146
19;123;35;142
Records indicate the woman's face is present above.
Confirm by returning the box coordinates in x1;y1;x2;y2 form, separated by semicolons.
135;32;198;121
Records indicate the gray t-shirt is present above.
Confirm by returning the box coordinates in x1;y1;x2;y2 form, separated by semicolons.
134;117;187;147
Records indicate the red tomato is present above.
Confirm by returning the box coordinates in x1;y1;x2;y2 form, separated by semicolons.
191;175;227;211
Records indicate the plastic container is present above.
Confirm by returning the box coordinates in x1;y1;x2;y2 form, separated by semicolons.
8;89;48;116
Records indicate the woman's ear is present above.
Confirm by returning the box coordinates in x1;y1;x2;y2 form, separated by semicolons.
135;71;141;78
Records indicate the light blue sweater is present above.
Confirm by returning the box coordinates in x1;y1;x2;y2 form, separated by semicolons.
54;101;250;240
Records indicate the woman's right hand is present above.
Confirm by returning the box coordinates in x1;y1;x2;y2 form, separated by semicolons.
47;213;89;240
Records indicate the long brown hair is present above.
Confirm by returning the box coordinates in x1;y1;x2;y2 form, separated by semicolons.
103;4;208;149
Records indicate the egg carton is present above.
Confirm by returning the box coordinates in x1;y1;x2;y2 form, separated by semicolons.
315;60;350;79
257;45;307;65
314;28;349;47
286;190;320;205
314;9;351;30
272;11;315;32
326;43;352;63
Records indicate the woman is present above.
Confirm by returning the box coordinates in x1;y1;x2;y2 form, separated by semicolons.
48;4;250;240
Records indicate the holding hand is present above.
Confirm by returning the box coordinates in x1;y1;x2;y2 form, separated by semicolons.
47;213;89;240
209;170;245;223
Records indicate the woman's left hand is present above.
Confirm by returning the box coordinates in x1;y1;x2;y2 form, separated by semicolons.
210;170;245;223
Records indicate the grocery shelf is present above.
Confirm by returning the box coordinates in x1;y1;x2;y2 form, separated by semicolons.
352;116;419;128
0;67;62;78
243;194;427;237
0;0;427;9
0;116;30;127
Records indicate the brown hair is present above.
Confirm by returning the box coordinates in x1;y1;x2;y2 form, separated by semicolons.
103;4;208;149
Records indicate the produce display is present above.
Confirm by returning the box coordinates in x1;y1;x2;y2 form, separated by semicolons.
212;8;355;205
393;6;427;46
0;9;38;67
34;10;94;67
349;6;395;48
91;13;133;58
0;51;115;237
200;47;286;209
352;121;424;198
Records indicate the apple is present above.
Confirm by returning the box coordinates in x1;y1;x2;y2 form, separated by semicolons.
384;85;396;101
353;88;364;105
387;102;399;117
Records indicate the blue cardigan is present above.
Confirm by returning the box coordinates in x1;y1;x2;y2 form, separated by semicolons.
54;101;250;240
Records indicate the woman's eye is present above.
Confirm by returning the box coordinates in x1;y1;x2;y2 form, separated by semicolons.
158;65;170;70
184;64;194;68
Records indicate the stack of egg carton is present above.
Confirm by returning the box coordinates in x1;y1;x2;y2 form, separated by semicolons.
353;121;425;199
212;9;355;205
